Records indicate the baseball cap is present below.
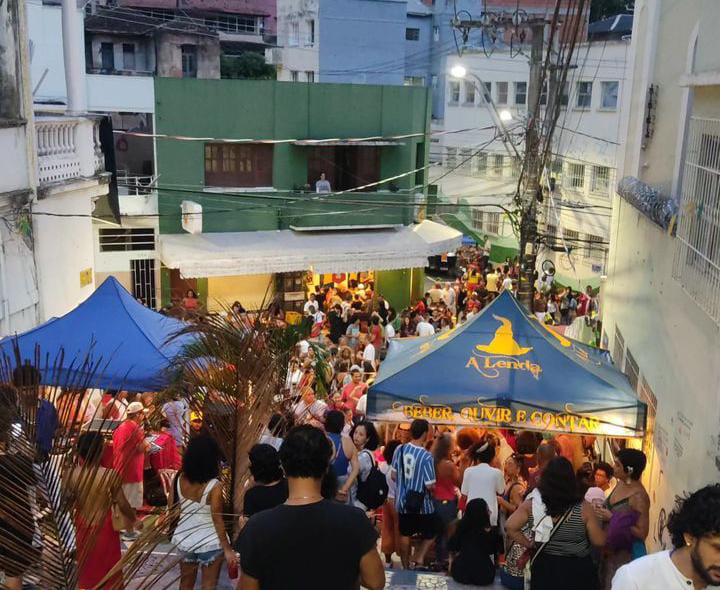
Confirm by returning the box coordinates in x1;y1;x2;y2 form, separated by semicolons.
126;401;147;415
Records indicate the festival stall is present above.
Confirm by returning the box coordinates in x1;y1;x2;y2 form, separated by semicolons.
0;277;191;392
367;291;646;438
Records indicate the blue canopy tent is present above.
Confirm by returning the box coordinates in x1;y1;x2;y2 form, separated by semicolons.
0;277;192;392
368;291;646;437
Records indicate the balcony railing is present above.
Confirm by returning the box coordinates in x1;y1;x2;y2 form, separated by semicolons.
35;116;105;185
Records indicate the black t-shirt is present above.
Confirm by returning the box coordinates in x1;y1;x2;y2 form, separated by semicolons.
237;500;377;590
242;479;289;518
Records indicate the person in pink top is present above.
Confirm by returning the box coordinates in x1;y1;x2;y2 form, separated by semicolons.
112;401;150;519
432;433;460;569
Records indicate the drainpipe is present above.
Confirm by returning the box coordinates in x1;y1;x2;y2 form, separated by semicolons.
61;0;86;114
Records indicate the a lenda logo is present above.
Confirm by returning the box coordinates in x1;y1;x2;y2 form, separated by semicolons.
466;314;542;380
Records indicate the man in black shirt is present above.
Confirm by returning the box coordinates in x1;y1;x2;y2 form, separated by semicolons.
237;425;384;590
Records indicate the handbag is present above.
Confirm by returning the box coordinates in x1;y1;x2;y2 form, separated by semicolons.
523;506;573;590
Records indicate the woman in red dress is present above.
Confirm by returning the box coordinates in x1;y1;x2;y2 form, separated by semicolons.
67;432;136;589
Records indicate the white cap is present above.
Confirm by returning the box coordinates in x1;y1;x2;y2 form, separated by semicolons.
126;401;147;415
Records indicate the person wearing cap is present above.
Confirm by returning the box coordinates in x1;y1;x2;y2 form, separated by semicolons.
189;411;206;440
112;401;150;522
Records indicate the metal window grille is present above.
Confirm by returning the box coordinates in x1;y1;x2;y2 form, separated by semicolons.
515;81;527;106
567;163;585;189
546;223;557;238
486;212;500;234
464;82;475;104
204;15;260;34
624;347;639;393
591;166;610;194
445;147;458;168
474;152;487;177
576;81;593;108
563;228;579;252
131;258;156;309
672;116;720;323
181;45;197;78
512;156;522;178
612;326;625;368
405;28;420;41
493;154;504;177
584;234;605;258
99;228;155;252
460;148;473;170
496;82;508;105
449;82;460;103
471;209;483;230
551;158;563;184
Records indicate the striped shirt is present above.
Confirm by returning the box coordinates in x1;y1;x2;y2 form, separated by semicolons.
531;503;591;558
391;443;436;514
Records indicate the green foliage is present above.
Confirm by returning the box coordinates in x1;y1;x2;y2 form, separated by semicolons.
220;51;276;80
590;0;634;22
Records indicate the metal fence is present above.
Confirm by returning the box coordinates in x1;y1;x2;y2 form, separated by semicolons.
673;116;720;323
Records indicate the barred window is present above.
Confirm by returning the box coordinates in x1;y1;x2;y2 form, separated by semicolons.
591;166;611;194
567;163;585;189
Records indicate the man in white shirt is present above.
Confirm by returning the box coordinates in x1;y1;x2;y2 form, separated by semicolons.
303;293;319;316
416;316;435;337
362;342;376;369
441;282;456;314
428;283;443;304
502;275;514;292
293;388;328;428
612;484;720;590
312;307;325;325
460;442;505;526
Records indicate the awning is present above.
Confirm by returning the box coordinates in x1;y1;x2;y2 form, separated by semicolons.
158;220;462;278
293;140;404;146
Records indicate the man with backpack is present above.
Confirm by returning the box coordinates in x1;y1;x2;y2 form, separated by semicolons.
391;419;438;569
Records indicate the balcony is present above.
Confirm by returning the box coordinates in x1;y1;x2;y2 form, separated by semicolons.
35;116;105;186
118;174;158;217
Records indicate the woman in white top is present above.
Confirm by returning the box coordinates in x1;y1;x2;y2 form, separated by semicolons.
460;440;505;527
169;435;237;590
348;421;380;510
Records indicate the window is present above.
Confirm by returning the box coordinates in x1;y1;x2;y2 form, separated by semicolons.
431;75;438;88
181;45;197;78
673;119;720;322
515;81;527;106
449;81;460;104
289;22;300;46
464;82;475;104
290;70;299;82
496;81;508;105
122;43;135;70
474;152;487;177
493;154;504;177
563;228;579;251
624;348;640;392
601;81;619;109
584;234;605;258
406;28;420;41
546;224;557;239
472;209;484;230
306;71;315;83
445;147;458;168
131;259;156;309
100;42;114;71
612;326;625;368
511;156;522;178
567;163;585;189
204;143;274;187
486;212;500;234
481;81;492;103
591;166;611;194
539;81;548;106
460;148;473;170
203;14;261;34
307;20;315;45
404;76;424;86
560;82;569;107
433;26;440;41
576;81;593;108
99;228;155;252
551;158;563;184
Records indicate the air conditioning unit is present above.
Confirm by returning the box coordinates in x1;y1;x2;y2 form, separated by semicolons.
265;48;283;65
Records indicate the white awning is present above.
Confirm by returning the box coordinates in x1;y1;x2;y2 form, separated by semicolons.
158;220;462;278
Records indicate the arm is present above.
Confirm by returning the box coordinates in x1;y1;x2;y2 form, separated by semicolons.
339;439;360;496
237;573;261;590
629;490;650;540
505;499;533;549
582;500;606;548
209;484;237;567
359;546;385;590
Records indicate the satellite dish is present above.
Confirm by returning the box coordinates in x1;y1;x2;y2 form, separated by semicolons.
541;259;556;276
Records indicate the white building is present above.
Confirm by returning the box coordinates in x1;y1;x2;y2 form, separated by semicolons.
0;0;110;336
437;18;631;287
603;0;720;552
268;0;318;82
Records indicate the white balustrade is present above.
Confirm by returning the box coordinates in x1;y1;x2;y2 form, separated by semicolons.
35;116;105;185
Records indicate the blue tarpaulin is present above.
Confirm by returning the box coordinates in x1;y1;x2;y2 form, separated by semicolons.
0;277;191;392
368;291;646;437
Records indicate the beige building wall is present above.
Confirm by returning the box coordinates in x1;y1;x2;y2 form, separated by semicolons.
207;274;274;312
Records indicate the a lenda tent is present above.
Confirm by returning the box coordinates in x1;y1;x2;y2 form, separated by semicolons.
367;291;646;437
0;277;191;392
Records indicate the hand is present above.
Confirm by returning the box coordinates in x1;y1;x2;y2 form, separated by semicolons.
224;547;238;568
594;506;613;522
336;488;348;502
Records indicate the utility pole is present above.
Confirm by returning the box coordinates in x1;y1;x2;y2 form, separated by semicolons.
517;21;546;310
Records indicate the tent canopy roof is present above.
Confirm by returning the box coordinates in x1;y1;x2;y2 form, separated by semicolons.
368;291;646;437
0;277;190;392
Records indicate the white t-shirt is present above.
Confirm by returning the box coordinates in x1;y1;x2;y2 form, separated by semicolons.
304;299;318;315
416;321;435;337
502;277;513;291
363;343;376;363
293;399;327;427
297;340;310;355
313;310;326;324
385;323;395;339
355;394;367;416
612;550;713;590
461;463;505;525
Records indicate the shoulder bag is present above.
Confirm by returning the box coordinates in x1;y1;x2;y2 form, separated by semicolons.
522;506;573;590
399;444;425;514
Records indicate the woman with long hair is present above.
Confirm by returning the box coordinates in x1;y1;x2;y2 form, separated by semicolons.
447;498;496;586
170;435;237;590
66;431;136;590
506;457;605;590
348;420;380;510
431;432;460;569
498;454;527;533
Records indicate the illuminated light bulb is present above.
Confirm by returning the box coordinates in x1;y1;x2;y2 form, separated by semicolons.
450;64;467;79
499;109;513;122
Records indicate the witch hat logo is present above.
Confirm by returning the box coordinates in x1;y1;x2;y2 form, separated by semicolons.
476;315;533;356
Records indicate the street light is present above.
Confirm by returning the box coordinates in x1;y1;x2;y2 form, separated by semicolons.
499;109;513;122
450;64;467;79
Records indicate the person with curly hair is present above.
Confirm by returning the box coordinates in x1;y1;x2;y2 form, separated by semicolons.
237;425;385;590
612;484;720;589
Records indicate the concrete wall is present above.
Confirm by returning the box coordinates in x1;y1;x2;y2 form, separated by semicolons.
376;267;424;310
206;274;274;311
156;33;221;79
275;0;318;82
154;78;431;233
603;0;720;552
86;73;155;113
404;13;432;85
318;0;407;85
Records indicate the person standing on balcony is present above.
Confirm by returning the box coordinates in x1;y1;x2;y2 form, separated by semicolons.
316;172;332;193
